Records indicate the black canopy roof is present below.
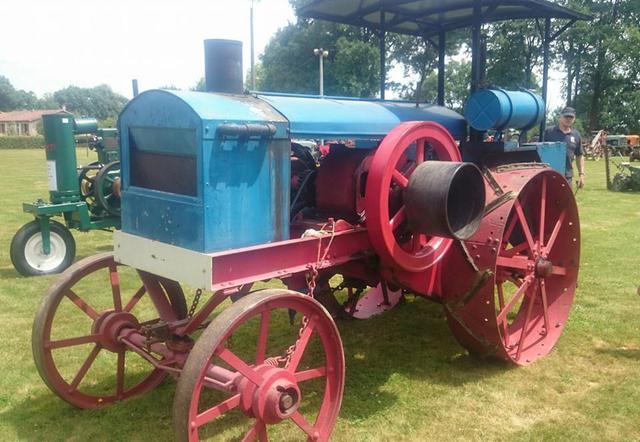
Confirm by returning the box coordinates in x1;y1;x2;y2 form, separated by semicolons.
297;0;590;37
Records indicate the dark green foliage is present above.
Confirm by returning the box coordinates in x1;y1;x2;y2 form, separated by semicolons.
52;85;128;120
257;21;380;97
0;136;45;149
558;0;640;133
0;76;46;111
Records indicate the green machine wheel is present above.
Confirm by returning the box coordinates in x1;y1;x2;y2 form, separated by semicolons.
94;161;121;216
10;220;76;276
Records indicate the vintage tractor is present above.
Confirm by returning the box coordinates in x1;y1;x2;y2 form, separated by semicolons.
31;36;580;441
10;115;120;276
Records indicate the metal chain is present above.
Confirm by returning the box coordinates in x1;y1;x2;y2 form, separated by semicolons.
278;220;337;368
188;288;202;318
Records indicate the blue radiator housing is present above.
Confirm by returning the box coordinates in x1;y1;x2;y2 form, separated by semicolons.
119;90;467;254
119;90;290;253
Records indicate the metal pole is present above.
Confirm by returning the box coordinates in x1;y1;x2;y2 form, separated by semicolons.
380;9;386;100
470;0;481;94
437;31;446;106
319;54;324;96
250;0;256;90
539;17;551;140
131;79;139;97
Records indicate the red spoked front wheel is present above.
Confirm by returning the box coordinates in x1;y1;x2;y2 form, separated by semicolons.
173;289;345;441
365;121;462;272
32;252;188;408
444;169;580;365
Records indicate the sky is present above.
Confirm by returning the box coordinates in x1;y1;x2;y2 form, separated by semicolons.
0;0;565;110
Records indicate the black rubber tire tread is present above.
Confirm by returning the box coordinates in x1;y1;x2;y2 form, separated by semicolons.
172;289;338;442
10;219;76;276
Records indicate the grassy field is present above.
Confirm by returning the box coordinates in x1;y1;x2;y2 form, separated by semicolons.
0;148;639;441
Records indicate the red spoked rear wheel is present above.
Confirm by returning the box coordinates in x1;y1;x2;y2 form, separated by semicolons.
32;252;188;408
365;121;462;272
444;169;580;365
173;289;344;442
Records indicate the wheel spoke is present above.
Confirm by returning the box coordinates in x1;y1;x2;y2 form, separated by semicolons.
389;206;406;231
515;284;537;361
294;366;327;383
109;265;123;312
539;175;547;249
46;334;100;349
287;317;317;373
415;139;425;164
539;279;550;335
124;286;146;312
496;283;510;348
66;289;100;320
496;255;533;272
502;241;531;257
513;199;536;254
551;265;567;276
216;347;263;387
392;169;409;188
194;393;241;428
496;277;532;324
290;411;317;438
255;310;270;365
116;350;125;398
240;419;268;442
543;210;566;254
69;344;101;391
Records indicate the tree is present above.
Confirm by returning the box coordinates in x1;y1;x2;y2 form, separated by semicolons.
53;85;128;120
257;20;380;97
557;0;640;134
0;76;43;111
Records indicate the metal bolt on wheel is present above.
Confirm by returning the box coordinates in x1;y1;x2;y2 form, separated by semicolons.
173;289;345;442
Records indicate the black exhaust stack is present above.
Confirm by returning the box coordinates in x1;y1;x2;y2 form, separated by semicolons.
204;39;243;94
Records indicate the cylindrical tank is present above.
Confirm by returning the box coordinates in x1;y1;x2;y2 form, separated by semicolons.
43;113;80;203
204;39;243;94
74;118;98;134
464;88;544;131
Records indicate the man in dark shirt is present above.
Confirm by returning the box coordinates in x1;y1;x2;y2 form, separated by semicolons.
543;106;585;188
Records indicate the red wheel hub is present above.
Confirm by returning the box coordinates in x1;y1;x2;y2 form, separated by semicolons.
237;365;302;424
92;310;139;352
365;121;461;272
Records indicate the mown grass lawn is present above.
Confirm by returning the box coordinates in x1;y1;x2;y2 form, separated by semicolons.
0;148;638;441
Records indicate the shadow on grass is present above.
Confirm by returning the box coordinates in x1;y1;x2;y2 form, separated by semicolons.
595;347;640;360
2;295;512;440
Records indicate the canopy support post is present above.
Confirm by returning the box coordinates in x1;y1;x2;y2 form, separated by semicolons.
437;30;446;106
540;17;551;140
379;9;386;100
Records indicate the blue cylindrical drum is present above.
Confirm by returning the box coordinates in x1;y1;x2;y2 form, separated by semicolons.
464;88;545;131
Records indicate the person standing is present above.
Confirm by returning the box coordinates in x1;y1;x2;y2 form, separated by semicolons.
543;106;585;188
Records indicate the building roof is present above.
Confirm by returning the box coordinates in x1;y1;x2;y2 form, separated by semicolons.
297;0;590;37
0;109;66;122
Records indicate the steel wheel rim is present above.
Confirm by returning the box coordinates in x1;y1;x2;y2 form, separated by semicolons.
24;230;66;272
443;169;580;365
177;290;344;442
493;171;580;363
365;121;461;272
32;252;184;408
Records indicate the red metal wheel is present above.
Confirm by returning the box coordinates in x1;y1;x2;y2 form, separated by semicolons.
365;121;462;272
32;252;188;408
443;169;580;365
173;289;345;442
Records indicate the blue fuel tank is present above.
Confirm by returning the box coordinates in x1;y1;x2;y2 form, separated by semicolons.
464;88;544;131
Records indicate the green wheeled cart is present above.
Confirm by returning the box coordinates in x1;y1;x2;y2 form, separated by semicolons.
10;114;121;276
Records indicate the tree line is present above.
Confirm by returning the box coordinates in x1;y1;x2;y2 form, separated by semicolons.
0;76;128;124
